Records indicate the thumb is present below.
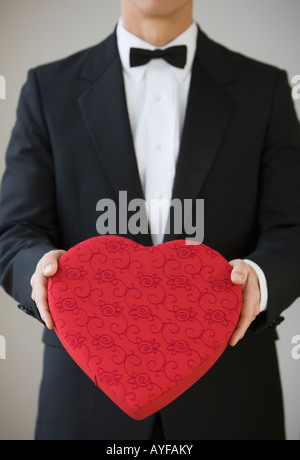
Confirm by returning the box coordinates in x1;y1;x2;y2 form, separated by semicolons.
229;259;249;285
43;262;58;277
42;250;65;277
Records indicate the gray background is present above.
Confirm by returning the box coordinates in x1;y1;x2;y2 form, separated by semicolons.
0;0;299;440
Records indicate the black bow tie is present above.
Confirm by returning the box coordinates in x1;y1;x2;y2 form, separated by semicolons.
130;45;187;69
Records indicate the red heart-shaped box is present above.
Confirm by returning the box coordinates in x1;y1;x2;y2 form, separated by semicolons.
48;236;242;420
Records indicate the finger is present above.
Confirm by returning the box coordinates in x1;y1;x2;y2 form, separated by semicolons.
32;250;65;329
35;295;55;330
229;259;250;285
31;275;55;330
229;278;261;347
229;311;253;347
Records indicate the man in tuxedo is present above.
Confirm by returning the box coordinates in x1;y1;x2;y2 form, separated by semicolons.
0;0;300;440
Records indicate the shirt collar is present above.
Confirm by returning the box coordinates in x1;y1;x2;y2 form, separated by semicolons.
116;18;198;83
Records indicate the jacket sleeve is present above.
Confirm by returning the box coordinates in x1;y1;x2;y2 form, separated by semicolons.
247;70;300;332
0;69;59;322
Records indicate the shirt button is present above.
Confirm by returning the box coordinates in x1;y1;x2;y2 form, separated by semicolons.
154;94;162;102
153;193;161;200
155;143;162;151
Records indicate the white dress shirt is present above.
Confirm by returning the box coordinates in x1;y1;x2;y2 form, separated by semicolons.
116;18;268;313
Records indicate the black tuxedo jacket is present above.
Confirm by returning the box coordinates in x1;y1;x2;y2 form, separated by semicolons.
1;26;300;440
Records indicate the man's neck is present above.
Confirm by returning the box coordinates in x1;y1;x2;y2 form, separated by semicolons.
121;3;194;47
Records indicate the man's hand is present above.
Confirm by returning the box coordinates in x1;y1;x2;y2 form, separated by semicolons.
30;250;66;329
229;259;261;347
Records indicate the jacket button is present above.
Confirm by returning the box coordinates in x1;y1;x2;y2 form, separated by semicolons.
269;316;285;329
18;304;33;317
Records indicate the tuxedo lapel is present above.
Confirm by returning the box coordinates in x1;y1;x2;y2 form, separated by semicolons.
78;33;144;205
164;29;237;242
78;33;152;246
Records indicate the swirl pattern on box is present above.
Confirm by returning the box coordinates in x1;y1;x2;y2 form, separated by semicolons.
48;236;242;420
